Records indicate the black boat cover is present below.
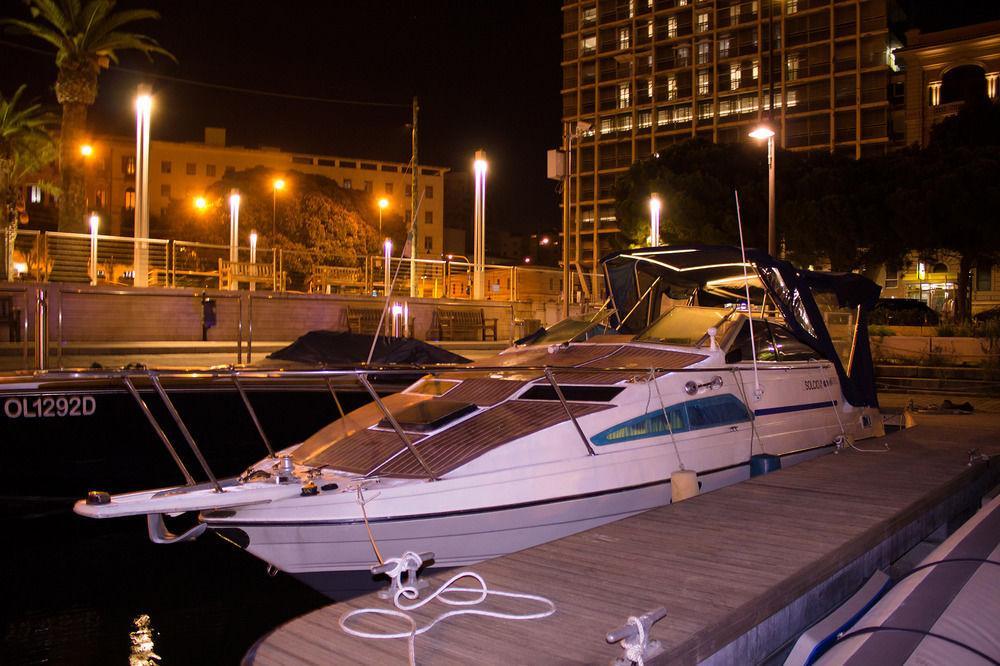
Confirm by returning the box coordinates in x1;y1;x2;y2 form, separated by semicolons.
603;245;881;408
268;331;470;366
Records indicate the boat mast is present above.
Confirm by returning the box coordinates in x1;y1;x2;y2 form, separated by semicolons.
410;96;419;297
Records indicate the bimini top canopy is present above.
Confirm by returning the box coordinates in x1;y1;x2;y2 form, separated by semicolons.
603;245;881;407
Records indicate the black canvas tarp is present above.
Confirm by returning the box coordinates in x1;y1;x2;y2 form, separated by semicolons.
268;331;470;366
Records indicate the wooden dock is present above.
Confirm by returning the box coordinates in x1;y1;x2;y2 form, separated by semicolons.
245;413;1000;665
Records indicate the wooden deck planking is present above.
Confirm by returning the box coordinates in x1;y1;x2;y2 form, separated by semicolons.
247;415;1000;665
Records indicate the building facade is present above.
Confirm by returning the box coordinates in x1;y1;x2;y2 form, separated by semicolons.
560;0;901;280
63;128;447;258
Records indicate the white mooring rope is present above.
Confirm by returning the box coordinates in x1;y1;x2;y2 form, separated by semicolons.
339;552;556;666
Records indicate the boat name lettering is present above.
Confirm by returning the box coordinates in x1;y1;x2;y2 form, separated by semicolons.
803;379;834;390
3;395;97;419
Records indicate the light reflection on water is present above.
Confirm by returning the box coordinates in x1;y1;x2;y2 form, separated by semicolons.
129;614;160;665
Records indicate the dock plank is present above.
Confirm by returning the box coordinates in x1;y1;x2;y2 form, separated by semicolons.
247;415;1000;665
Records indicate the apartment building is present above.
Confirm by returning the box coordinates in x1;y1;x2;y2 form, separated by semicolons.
560;0;901;277
64;128;447;258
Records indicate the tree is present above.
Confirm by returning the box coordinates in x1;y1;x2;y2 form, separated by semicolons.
158;168;385;288
0;85;56;281
2;0;173;232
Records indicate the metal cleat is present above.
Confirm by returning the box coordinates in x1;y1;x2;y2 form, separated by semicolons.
372;551;435;600
607;606;667;666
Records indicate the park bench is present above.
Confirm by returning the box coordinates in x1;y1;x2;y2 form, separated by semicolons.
310;265;366;294
433;307;498;341
219;259;279;290
346;306;385;335
0;296;22;343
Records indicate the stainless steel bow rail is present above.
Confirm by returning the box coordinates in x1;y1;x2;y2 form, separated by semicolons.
56;361;833;491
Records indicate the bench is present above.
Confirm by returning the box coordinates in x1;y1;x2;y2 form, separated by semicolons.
346;306;385;335
310;265;366;294
433;307;498;341
0;296;22;343
219;259;279;290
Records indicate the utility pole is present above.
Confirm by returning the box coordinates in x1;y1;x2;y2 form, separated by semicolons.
410;96;419;298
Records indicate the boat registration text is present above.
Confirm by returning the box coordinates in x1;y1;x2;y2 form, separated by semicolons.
4;396;97;419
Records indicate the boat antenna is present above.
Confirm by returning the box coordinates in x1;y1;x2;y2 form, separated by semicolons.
734;189;763;400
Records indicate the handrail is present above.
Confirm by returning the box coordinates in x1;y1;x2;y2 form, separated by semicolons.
357;373;437;479
122;375;197;486
149;374;224;493
544;367;597;456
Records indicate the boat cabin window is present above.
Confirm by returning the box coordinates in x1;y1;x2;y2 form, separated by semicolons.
591;394;752;446
636;305;732;347
522;313;614;346
725;320;819;363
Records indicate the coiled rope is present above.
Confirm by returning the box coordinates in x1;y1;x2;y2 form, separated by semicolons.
340;552;556;666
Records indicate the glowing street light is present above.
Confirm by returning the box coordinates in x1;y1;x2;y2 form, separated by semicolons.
383;238;393;294
229;189;241;268
272;177;285;238
133;85;152;287
649;194;662;247
80;144;94;157
377;197;389;232
473;150;488;300
89;213;99;286
249;230;259;292
193;196;207;211
749;124;776;257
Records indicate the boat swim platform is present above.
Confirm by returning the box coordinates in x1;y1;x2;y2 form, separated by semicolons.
244;414;1000;665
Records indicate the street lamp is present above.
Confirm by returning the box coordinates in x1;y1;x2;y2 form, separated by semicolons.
473;150;488;301
384;238;393;295
80;144;94;157
229;189;241;267
649;194;662;247
272;178;285;239
377;197;389;233
749;124;776;257
133;85;152;287
89;213;99;286
193;196;207;211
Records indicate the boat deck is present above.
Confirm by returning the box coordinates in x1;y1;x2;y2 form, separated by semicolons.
245;412;1000;665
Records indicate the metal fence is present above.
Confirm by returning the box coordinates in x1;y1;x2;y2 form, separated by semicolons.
5;230;571;304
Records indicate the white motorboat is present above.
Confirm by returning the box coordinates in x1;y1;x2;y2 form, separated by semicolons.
75;246;884;594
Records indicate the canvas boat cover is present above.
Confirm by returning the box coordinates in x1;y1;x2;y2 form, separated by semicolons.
268;331;470;366
602;245;881;408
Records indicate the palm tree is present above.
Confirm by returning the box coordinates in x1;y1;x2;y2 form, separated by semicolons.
2;1;173;232
0;85;56;281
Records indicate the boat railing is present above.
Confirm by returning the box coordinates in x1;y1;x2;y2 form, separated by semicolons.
71;360;835;491
0;284;32;370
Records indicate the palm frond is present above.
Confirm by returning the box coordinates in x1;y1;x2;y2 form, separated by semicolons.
0;17;70;52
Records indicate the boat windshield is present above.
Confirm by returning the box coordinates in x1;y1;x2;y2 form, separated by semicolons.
523;312;615;346
636;305;733;347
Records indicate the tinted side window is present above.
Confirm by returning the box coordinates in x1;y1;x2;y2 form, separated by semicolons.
770;324;819;361
726;320;777;363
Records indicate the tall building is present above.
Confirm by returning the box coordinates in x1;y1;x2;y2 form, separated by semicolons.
60;127;448;258
560;0;901;280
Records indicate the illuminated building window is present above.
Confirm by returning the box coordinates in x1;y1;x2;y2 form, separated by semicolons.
618;27;630;50
638;110;653;128
582;6;597;24
697;42;711;64
752;59;759;81
988;73;999;100
29;185;41;203
730;5;739;23
95;188;106;208
122;156;135;176
730;62;742;90
667;16;678;39
719;37;731;58
647;20;653;39
698;70;710;96
678;0;688;5
124;188;136;210
697;100;713;119
697;12;709;33
667;74;678;100
676;45;690;66
647;78;654;99
343;179;352;189
581;35;597;55
787;53;800;81
787;0;798;14
619;82;631;108
928;81;941;106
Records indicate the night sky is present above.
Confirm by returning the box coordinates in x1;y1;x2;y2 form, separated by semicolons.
0;1;564;235
2;1;998;238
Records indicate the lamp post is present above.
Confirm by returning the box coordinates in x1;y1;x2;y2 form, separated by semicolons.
133;86;152;287
377;197;389;233
383;238;393;295
473;150;488;301
272;178;285;239
89;213;99;286
749;125;776;257
229;189;241;268
649;194;662;247
249;230;258;292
